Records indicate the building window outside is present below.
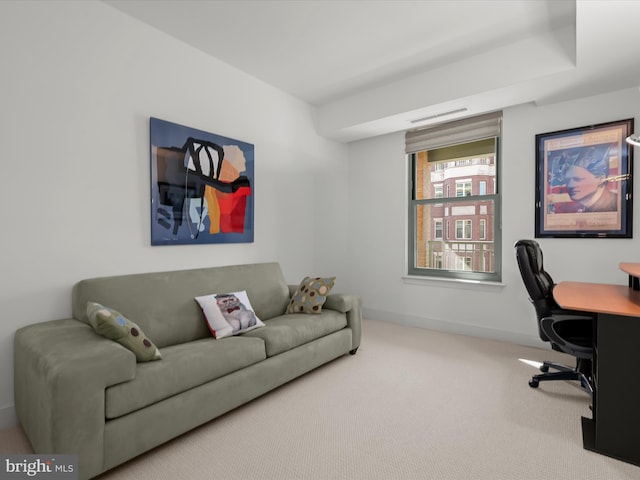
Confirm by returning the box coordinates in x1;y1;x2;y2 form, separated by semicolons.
433;251;443;269
406;111;502;282
434;219;443;239
455;219;472;239
456;181;472;197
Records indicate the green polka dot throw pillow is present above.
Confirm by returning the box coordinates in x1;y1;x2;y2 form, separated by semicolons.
287;276;335;314
87;302;161;362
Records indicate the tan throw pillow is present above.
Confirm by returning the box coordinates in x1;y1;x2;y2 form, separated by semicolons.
86;302;161;362
286;277;335;314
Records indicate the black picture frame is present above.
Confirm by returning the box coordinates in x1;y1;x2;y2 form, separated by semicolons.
535;118;634;238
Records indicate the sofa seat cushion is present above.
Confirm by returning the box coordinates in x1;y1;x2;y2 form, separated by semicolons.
241;310;347;357
105;336;266;419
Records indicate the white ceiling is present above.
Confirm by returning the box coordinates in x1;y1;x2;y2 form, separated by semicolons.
103;0;640;142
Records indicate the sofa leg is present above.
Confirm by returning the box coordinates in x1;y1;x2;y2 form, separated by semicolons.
349;348;358;355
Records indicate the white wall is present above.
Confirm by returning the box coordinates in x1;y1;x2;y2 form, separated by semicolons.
3;0;640;432
0;1;349;427
345;88;640;345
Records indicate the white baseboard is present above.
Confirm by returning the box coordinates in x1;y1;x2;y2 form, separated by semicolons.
362;307;545;350
0;404;17;430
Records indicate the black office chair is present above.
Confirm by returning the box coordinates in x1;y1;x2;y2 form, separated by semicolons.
514;239;594;394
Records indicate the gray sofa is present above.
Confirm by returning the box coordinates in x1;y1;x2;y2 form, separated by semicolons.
14;262;361;479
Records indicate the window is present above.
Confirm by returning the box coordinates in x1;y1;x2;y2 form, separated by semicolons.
433;251;443;269
455;219;472;239
407;112;502;282
434;219;443;239
456;181;472;197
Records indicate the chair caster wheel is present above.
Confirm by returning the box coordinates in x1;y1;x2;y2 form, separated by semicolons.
540;365;549;372
529;379;539;388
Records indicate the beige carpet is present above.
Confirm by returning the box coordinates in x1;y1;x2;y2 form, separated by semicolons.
2;319;639;479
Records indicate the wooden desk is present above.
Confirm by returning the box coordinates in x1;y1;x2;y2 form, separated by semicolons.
554;281;640;317
619;262;640;291
555;281;640;466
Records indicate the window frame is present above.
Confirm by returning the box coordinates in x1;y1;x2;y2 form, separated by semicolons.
407;132;502;283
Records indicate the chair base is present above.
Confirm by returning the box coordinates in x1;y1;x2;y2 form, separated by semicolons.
529;360;593;395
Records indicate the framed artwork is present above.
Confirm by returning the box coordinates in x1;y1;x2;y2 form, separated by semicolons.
150;117;254;245
535;118;633;238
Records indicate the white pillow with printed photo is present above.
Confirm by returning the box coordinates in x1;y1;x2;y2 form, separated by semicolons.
195;290;265;339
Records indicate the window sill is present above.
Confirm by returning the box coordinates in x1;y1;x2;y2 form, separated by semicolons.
402;275;506;290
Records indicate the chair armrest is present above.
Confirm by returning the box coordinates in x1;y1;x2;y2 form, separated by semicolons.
540;315;593;358
14;318;136;479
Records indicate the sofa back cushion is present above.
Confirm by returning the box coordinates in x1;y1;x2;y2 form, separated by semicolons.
72;263;290;348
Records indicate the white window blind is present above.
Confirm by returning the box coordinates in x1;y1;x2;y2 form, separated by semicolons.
405;111;502;154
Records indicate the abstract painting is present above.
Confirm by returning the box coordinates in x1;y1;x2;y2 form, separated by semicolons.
150;117;254;245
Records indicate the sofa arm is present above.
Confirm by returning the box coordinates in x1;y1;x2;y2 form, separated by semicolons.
287;285;362;353
14;318;136;479
325;293;362;353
